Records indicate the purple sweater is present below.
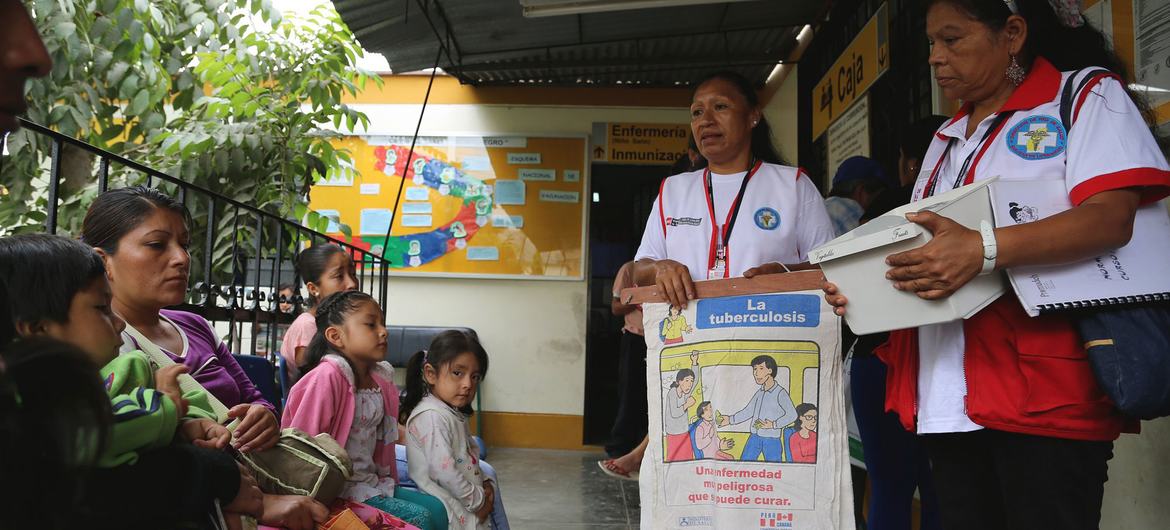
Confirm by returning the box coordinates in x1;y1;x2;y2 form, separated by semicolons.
120;309;274;412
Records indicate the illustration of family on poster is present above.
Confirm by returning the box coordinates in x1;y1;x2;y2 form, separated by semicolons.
659;345;819;466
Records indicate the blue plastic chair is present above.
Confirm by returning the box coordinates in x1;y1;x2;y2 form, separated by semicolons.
233;354;282;415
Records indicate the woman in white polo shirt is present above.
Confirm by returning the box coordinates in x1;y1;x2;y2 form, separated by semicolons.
598;70;835;480
633;71;836;305
825;1;1170;529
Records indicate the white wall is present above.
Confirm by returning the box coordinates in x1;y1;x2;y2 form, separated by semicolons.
1101;418;1170;528
346;103;688;415
761;67;800;168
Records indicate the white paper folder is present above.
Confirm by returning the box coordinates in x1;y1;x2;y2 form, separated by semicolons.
988;178;1170;316
809;178;1007;335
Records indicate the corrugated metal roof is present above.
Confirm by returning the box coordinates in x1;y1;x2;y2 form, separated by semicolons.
334;0;827;87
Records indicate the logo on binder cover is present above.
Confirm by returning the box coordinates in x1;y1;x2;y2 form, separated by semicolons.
1005;115;1066;160
1007;202;1039;224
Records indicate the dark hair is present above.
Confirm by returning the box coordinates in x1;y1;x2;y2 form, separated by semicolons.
0;337;111;528
670;136;709;175
794;402;818;430
0;234;106;329
750;355;778;378
400;329;489;422
927;0;1156;124
899;115;950;162
298;290;378;375
693;71;787;166
697;400;712;417
670;153;695;175
277;282;297;308
0;282;12;347
80;185;190;254
295;243;349;307
670;367;696;389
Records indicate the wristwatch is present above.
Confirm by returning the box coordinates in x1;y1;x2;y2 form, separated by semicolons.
979;220;997;274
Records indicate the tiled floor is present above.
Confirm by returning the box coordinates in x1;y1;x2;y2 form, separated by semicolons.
488;447;640;530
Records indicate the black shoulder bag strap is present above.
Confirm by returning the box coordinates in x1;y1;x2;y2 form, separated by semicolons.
1059;67;1114;132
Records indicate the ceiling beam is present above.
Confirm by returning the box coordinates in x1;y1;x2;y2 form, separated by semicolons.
455;54;786;74
457;23;801;63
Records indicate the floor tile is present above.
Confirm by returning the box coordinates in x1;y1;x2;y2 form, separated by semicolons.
488;447;640;529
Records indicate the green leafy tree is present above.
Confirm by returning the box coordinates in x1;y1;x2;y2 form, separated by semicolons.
2;0;371;272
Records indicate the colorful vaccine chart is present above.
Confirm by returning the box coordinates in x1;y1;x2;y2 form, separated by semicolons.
309;135;587;279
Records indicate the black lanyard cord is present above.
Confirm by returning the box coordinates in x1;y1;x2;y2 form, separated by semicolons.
926;111;1016;198
705;158;759;250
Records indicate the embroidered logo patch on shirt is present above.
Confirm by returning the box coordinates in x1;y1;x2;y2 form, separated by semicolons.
665;216;702;227
1005;115;1067;160
754;207;780;230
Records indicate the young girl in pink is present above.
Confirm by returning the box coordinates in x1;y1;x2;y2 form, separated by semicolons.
281;291;443;530
280;244;358;382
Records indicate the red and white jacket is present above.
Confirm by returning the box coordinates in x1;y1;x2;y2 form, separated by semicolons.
882;57;1170;441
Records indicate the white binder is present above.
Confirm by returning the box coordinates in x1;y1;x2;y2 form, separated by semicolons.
988;178;1170;316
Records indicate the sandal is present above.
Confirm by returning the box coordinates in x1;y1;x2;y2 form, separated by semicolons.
598;459;638;481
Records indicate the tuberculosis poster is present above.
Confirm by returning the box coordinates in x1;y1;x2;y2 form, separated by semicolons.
638;284;853;530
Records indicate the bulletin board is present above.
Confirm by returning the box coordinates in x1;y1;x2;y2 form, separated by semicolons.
309;134;588;280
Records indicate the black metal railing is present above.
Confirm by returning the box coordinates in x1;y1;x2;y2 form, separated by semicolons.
9;118;391;359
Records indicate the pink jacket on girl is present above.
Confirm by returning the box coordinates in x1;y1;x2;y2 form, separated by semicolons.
282;355;401;481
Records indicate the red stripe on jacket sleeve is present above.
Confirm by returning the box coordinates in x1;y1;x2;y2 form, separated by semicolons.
1069;167;1170;206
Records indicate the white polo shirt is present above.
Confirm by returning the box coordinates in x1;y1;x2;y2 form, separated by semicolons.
910;57;1170;434
635;162;836;281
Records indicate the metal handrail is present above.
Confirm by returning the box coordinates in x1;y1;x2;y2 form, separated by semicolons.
16;119;378;259
10;118;393;357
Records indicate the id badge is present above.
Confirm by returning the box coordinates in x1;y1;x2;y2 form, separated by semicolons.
708;247;726;280
707;261;725;280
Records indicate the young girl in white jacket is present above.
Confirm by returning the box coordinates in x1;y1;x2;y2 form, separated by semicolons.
401;330;508;530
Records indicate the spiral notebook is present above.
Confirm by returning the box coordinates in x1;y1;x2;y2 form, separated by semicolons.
989;178;1170;316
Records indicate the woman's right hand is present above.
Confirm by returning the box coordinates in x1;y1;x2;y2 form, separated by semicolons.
259;494;329;530
653;259;695;308
225;463;265;518
822;282;848;316
155;364;189;418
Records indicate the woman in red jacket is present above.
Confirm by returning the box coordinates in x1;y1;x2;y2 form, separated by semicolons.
824;1;1170;529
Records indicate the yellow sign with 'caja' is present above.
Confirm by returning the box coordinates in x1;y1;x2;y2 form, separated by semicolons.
811;2;889;140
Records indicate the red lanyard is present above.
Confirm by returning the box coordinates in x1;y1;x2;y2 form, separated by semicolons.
703;159;762;277
922;111;1015;198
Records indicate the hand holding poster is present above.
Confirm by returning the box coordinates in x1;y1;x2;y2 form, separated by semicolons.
630;273;854;529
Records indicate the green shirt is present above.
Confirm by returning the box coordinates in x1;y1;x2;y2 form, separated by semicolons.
98;350;219;467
